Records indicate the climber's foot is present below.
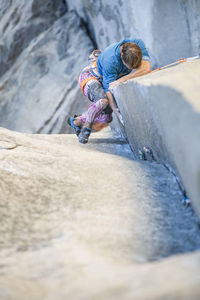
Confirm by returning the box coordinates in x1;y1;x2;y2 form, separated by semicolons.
78;127;92;144
67;117;82;136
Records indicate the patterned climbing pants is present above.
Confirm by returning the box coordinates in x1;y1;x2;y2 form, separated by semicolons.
79;74;112;124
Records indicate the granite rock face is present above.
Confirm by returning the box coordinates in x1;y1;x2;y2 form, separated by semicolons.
0;0;200;133
67;0;200;216
0;7;93;133
0;0;68;78
69;0;200;68
0;1;200;299
0;127;199;299
112;59;200;217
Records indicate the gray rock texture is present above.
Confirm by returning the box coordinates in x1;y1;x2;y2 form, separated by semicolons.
69;0;200;68
0;2;200;298
0;0;67;77
0;127;199;299
0;9;93;133
112;59;200;217
0;0;200;133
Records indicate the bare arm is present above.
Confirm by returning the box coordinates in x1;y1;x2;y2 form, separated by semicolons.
106;91;118;112
109;60;151;89
106;91;124;125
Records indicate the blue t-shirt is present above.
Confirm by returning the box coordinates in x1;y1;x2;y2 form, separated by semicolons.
97;39;150;92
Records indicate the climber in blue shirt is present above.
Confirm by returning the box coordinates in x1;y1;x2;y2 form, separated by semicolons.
97;38;151;92
68;38;151;144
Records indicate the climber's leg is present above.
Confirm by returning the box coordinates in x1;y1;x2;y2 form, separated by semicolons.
78;98;109;144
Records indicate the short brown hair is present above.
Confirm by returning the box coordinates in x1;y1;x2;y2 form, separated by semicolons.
121;42;142;69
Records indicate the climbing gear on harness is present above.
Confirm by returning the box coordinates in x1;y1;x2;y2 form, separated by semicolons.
138;148;145;160
152;56;200;72
78;127;92;144
88;49;102;62
138;146;154;162
88;49;103;79
79;49;104;96
80;76;99;94
182;195;191;207
143;146;154;162
67;116;82;136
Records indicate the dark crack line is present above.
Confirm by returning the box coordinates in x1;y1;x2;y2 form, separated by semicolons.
48;117;59;134
79;16;98;49
36;81;77;134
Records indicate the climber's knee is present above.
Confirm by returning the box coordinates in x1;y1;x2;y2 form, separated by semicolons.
101;98;109;106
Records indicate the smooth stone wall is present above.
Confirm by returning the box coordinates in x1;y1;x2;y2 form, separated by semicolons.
0;126;199;299
112;59;200;217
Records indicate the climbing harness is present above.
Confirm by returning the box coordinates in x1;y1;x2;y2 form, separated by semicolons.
79;49;103;95
80;76;99;94
88;49;103;78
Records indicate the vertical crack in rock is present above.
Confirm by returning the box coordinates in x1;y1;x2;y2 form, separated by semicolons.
36;81;77;134
68;6;98;50
0;0;12;19
0;0;69;79
0;9;94;134
79;16;98;49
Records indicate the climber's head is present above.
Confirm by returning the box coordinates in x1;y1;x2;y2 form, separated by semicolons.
121;42;142;69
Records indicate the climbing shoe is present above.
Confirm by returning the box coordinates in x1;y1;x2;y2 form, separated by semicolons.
78;127;92;144
67;117;82;136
